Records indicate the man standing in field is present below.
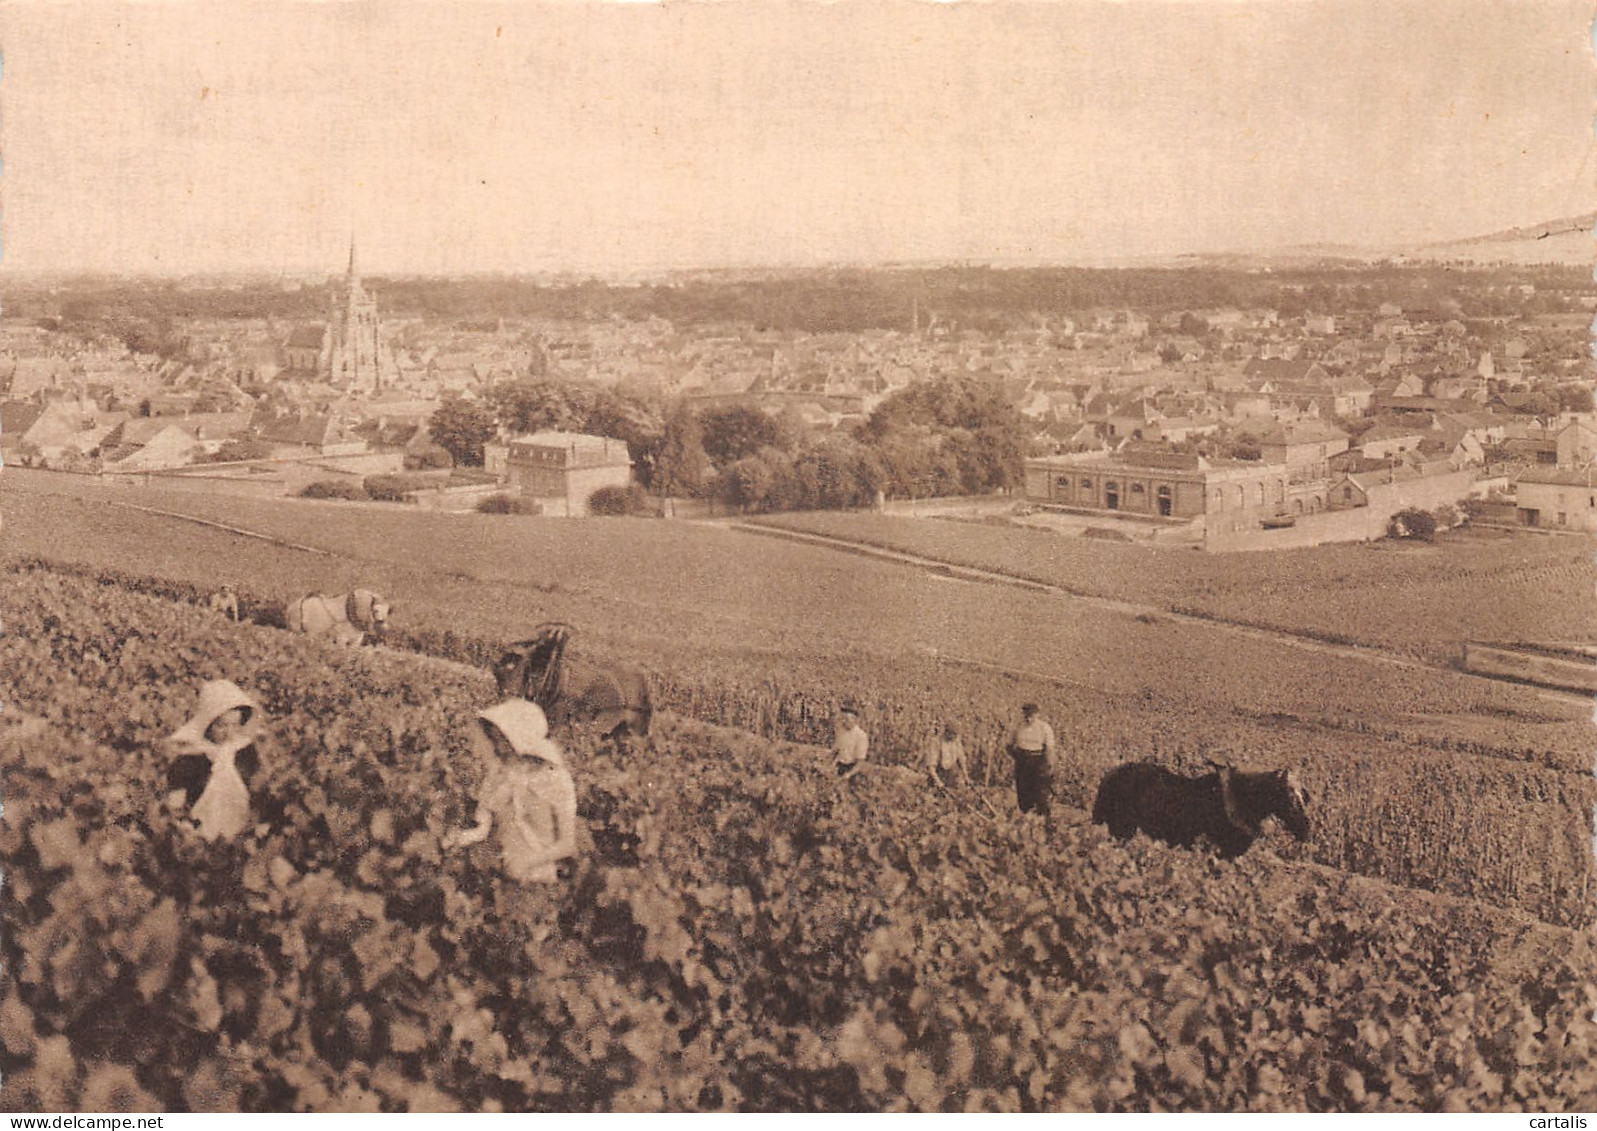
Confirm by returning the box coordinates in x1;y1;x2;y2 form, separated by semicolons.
928;722;969;789
1008;702;1056;817
833;701;869;780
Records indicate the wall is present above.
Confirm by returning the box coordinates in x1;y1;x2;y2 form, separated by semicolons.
566;464;632;515
1206;468;1475;552
105;470;292;499
880;493;1011;517
1364;469;1474;517
406;483;507;512
1205;505;1380;552
306;452;404;476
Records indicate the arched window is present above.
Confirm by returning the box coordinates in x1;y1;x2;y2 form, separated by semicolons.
1256;483;1265;506
1234;485;1245;506
1292;498;1304;514
1212;487;1224;510
1056;475;1072;489
1105;481;1120;510
1130;482;1145;494
1156;485;1173;516
1081;478;1093;489
1342;485;1354;502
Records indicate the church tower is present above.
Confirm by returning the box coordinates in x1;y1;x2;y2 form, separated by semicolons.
325;236;383;392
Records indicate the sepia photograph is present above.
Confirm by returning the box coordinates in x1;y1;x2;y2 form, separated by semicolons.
0;0;1594;1115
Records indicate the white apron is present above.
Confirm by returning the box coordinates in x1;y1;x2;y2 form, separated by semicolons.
191;745;251;841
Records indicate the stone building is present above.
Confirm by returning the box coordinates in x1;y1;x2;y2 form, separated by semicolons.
282;240;392;392
500;431;633;517
1023;448;1290;533
1515;467;1597;532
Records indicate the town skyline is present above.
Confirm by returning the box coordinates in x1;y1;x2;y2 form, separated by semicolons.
0;0;1590;277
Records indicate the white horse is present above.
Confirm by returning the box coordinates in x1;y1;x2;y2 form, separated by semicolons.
284;589;391;646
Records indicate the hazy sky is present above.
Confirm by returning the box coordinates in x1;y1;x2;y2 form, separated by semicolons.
1;0;1591;274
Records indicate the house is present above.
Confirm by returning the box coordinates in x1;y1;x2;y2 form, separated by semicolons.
0;401;44;463
1105;399;1163;439
1499;436;1558;466
1358;425;1428;461
1223;391;1274;420
1388;372;1428;399
248;408;365;456
6;357;67;398
104;423;199;472
146;392;201;417
499;431;633;517
1514;466;1597;532
1144;416;1222;444
283;325;327;373
1256;420;1350;475
1318;374;1376;417
1435;411;1505;444
1425;429;1486;469
14;400;127;462
1555;419;1597;468
1430;375;1485;401
1243;358;1329;389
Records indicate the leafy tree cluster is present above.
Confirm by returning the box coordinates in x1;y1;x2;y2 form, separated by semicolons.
424;379;664;471
646;375;1029;514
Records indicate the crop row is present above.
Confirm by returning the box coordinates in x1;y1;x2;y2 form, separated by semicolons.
2;567;1596;1111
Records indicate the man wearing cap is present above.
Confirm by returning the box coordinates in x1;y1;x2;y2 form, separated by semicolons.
1007;702;1056;816
164;679;266;842
833;701;869;781
443;699;578;884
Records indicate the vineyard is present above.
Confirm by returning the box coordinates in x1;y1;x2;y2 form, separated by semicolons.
752;510;1597;664
4;476;1590;746
3;565;1597;1112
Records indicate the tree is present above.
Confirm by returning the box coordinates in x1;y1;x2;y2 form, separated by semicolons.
1518;391;1562;428
199;438;274;464
1388;508;1437;541
652;405;712;499
1558;385;1594;414
588;483;651;516
1226;432;1263;461
487;380;580;435
427;396;497;467
700;404;791;466
716;449;791;512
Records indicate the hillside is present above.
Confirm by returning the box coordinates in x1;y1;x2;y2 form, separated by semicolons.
1396;212;1594;266
3;471;1593;931
3;565;1596;1111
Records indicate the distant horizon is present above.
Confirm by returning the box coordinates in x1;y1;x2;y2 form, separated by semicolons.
1;1;1589;278
0;209;1587;286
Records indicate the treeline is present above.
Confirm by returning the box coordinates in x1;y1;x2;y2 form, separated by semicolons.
378;263;1594;331
14;262;1590;342
427;374;1028;514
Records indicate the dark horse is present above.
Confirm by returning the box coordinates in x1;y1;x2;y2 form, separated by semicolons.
493;623;654;742
1091;761;1311;859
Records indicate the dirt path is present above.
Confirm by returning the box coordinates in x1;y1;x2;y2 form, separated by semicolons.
727;521;1592;706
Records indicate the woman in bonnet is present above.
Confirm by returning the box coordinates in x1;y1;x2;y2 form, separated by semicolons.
163;679;266;842
442;699;578;884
